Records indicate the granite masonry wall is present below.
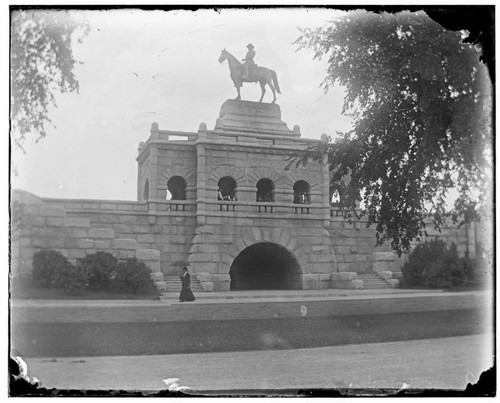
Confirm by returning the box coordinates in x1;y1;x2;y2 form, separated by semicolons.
11;100;481;292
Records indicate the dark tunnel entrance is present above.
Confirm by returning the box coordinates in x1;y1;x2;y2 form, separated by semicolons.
229;242;302;290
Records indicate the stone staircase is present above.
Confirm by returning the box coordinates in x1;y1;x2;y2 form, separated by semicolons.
163;276;204;293
357;273;393;289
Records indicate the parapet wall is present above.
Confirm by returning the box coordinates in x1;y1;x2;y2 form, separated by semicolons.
11;189;479;289
11;190;196;278
328;207;476;274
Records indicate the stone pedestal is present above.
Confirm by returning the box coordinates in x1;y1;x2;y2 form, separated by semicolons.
214;99;299;136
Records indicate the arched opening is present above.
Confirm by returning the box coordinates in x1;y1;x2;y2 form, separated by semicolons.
256;178;275;202
218;176;237;201
143;179;149;200
229;242;301;290
293;180;310;204
167;176;187;200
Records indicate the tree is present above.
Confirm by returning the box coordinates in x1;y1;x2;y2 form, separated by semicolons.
10;9;88;151
293;10;492;253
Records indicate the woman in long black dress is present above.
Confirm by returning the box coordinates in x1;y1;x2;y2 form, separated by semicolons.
179;267;196;302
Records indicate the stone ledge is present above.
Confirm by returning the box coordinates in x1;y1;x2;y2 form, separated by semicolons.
136;249;161;260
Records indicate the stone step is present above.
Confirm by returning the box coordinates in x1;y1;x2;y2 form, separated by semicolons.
163;276;204;292
357;273;393;289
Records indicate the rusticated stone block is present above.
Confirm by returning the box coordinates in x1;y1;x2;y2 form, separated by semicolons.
137;234;155;244
135;249;160;261
201;281;214;292
69;228;88;238
132;225;150;234
89;228;115;239
28;216;45;227
210;274;230;282
117;250;135;260
373;261;390;272
193;244;219;253
373;251;396;261
195;272;211;282
189;253;212;262
119;216;136;224
387;279;400;288
213;281;230;292
39;206;65;217
33;238;50;248
170;236;186;244
377;271;393;280
150;272;164;282
48;238;65;248
351;279;364;289
64;217;90;228
331;272;357;281
146;260;161;272
46;217;64;227
155;281;167;292
111;239;137;250
93;240;110;249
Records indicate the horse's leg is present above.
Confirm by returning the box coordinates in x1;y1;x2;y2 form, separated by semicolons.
259;81;266;103
267;80;277;104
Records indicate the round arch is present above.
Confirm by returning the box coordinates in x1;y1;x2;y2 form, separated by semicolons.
229;242;302;290
167;176;187;200
256;178;275;202
218;176;237;200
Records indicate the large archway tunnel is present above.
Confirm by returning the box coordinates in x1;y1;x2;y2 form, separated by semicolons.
229;242;302;290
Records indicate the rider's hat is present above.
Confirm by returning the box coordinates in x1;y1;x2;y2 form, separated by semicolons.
247;43;254;49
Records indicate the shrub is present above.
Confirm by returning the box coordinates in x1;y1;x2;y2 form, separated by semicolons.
112;258;158;295
76;252;118;291
32;249;88;295
402;239;473;288
32;249;72;288
52;263;88;295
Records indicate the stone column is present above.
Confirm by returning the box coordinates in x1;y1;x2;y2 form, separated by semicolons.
195;123;208;225
320;146;331;228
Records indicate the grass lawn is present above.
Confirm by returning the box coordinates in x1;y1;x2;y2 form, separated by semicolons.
10;277;160;300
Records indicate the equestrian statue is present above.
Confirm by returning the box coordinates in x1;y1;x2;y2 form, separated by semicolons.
218;44;281;103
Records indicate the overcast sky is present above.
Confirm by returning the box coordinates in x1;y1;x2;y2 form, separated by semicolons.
12;8;353;201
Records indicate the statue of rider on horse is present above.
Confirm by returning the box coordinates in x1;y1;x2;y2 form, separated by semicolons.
242;43;256;81
219;44;281;103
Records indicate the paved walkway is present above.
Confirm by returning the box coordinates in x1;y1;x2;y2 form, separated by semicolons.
23;334;494;393
12;287;460;306
11;290;493;323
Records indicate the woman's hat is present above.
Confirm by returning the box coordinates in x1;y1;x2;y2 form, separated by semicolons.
247;43;254;49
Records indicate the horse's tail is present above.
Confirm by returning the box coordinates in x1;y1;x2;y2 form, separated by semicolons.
272;70;281;94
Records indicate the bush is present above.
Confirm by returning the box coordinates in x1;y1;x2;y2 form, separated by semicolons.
52;263;88;295
32;249;72;288
76;252;118;291
31;250;158;297
402;239;473;288
112;258;158;295
32;249;87;294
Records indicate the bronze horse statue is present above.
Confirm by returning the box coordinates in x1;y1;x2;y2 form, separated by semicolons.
218;49;281;103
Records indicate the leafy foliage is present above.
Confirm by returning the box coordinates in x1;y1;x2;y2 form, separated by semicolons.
10;9;88;151
293;10;492;252
32;249;72;288
76;252;118;291
32;249;158;296
51;262;88;295
112;258;158;295
401;239;473;288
